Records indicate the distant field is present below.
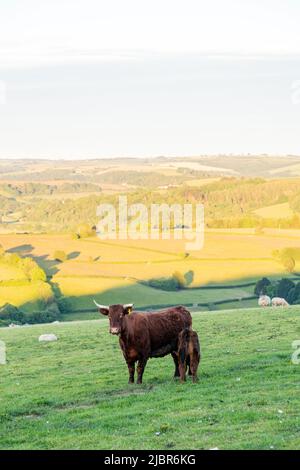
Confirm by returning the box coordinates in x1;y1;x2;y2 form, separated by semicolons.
159;161;237;174
21;191;101;201
269;162;300;176
2;229;300;263
0;307;299;449
254;203;294;219
182;177;221;187
52;259;287;289
1;229;300;316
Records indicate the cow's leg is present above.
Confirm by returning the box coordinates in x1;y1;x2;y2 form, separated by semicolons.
178;349;187;383
187;356;192;376
171;352;180;378
137;358;148;384
179;358;187;383
190;353;200;383
127;361;135;384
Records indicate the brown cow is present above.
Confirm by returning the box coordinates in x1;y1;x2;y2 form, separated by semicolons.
178;328;201;383
94;301;192;384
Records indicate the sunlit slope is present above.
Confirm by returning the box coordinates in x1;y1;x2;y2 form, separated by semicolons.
254;203;294;219
1;231;300;315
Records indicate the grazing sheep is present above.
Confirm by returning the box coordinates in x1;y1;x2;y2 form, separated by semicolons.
38;334;58;342
271;297;289;307
258;295;271;307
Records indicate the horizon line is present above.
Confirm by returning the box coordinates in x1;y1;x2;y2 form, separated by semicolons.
1;154;300;162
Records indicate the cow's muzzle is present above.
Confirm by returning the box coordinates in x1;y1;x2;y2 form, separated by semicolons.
110;327;120;335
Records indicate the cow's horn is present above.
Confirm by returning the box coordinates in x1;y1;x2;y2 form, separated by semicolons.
93;300;108;309
123;303;134;309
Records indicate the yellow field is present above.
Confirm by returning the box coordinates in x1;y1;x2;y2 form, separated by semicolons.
0;263;26;281
253;202;294;219
57;276;132;297
0;229;299;308
0;280;53;312
185;177;221;187
21;192;101;201
53;259;284;286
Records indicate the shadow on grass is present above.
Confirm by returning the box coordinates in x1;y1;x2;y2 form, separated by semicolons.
5;243;61;277
67;251;81;260
30;254;60;277
7;244;34;254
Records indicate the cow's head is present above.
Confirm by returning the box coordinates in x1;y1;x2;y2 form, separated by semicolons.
93;301;134;335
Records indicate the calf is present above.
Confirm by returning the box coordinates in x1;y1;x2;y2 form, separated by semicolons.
94;301;192;384
178;328;201;383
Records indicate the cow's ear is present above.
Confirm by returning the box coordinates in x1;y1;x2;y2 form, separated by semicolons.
99;307;109;316
123;303;134;315
93;301;109;316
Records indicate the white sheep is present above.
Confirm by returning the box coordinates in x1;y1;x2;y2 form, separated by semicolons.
258;295;271;307
271;297;289;307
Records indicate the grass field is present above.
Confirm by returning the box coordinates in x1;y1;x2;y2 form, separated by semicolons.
57;278;256;320
0;307;299;450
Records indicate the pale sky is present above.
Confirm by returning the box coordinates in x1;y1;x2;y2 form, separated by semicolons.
0;0;300;158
